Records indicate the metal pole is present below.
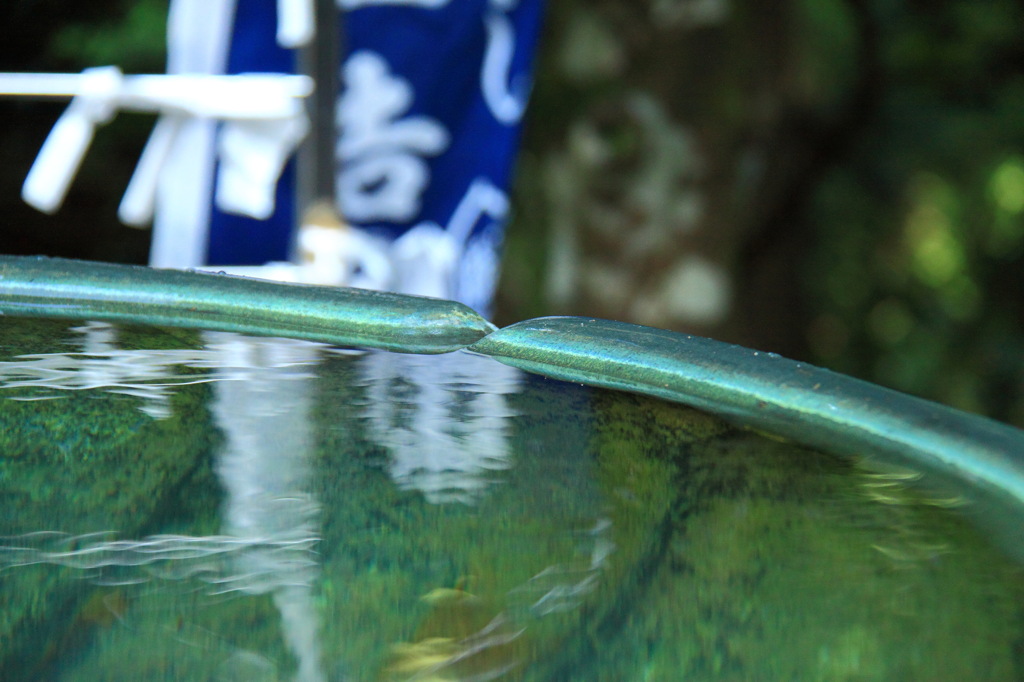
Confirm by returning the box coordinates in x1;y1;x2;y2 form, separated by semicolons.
295;0;342;250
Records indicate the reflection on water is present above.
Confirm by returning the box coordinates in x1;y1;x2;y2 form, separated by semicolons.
0;531;318;583
358;352;520;504
509;517;614;618
205;333;326;682
0;320;1023;680
0;322;214;418
1;322;579;681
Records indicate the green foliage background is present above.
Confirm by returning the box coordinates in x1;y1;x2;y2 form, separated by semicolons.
500;0;1024;427
803;0;1024;425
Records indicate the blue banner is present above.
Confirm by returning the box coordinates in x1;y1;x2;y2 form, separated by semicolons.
207;0;544;315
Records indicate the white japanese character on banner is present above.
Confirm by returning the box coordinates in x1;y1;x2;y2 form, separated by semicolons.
336;50;449;223
482;0;529;125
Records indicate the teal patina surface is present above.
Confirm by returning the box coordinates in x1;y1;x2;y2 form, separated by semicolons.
0;256;494;354
470;317;1024;524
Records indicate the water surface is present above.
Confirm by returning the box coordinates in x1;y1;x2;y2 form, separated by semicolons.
0;319;1021;680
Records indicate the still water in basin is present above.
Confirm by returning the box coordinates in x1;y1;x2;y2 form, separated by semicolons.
0;319;1022;681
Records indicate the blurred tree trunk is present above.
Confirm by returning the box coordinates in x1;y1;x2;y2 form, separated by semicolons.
500;0;872;357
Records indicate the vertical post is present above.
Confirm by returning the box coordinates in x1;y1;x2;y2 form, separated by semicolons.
294;0;342;257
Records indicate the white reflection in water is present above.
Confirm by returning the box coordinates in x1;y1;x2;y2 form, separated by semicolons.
0;322;523;508
0;322;215;418
510;518;615;618
359;351;521;504
204;333;327;682
0;328;330;681
0;324;585;680
0;531;318;585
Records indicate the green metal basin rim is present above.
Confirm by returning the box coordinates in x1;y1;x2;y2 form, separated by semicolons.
468;317;1024;507
0;256;495;354
1;255;1022;508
